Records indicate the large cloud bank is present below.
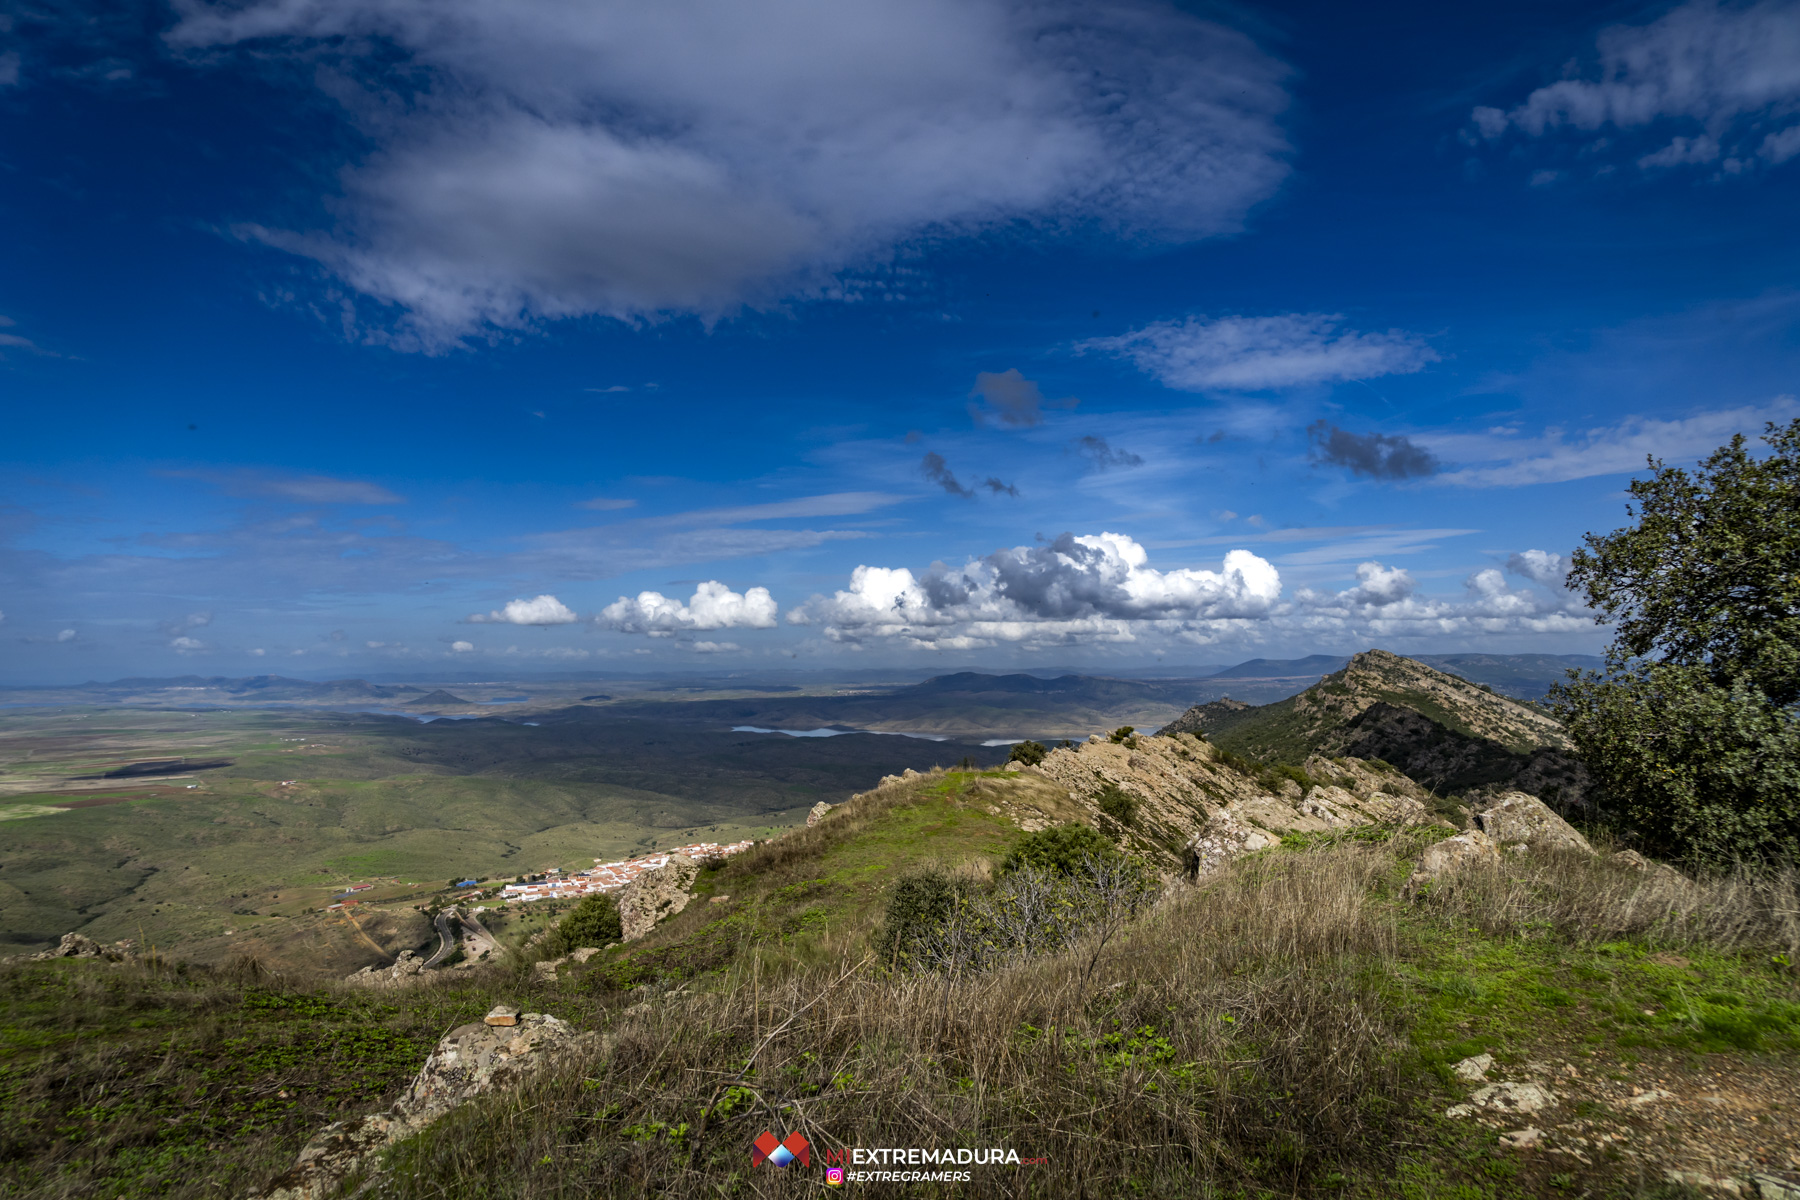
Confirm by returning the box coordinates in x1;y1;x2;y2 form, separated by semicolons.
171;0;1291;346
790;533;1589;650
599;581;778;636
788;533;1283;650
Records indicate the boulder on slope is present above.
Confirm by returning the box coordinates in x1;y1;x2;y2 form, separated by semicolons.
1473;791;1593;855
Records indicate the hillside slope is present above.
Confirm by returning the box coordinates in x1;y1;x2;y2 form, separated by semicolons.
1162;649;1590;805
601;735;1439;985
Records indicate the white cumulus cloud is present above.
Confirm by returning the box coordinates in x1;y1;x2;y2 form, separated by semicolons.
451;640;475;652
1506;549;1569;588
1291;558;1590;639
1085;313;1435;391
169;0;1292;347
467;594;579;625
170;636;206;653
599;581;778;636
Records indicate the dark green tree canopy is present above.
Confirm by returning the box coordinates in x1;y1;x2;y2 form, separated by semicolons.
1554;418;1800;866
1569;418;1800;704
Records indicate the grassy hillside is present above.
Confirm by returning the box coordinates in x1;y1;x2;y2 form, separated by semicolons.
3;769;1795;1199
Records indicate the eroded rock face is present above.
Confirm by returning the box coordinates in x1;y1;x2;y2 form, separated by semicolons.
253;1012;586;1200
343;949;427;988
616;853;699;941
1474;792;1594;855
806;801;834;826
1026;732;1438;880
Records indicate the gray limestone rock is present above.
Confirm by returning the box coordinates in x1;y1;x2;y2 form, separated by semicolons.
1445;1080;1555;1119
1186;806;1278;880
806;801;834;826
1451;1053;1495;1082
1473;791;1593;855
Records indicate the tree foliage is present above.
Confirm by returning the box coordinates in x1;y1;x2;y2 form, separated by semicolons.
1553;418;1800;865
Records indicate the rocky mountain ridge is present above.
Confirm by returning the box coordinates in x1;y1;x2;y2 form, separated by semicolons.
1161;648;1591;807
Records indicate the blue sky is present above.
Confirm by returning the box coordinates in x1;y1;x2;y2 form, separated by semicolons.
3;0;1798;682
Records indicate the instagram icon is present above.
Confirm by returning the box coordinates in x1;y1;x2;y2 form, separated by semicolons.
825;1167;845;1187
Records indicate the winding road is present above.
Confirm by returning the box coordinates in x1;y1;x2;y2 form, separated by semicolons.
423;907;459;968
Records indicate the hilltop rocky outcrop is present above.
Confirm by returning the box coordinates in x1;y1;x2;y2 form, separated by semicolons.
343;949;428;988
986;729;1444;879
1163;649;1592;807
29;933;137;963
1156;697;1250;736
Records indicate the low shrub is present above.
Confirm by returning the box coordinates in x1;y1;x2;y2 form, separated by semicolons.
998;823;1119;877
540;893;622;959
1096;783;1136;827
1008;740;1047;766
873;868;968;967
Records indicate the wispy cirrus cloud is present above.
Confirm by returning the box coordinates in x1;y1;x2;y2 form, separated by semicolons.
1429;398;1797;487
165;468;404;505
1085;313;1436;391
